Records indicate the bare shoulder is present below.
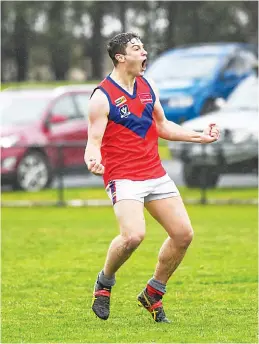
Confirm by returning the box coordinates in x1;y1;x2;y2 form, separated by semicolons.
89;88;109;117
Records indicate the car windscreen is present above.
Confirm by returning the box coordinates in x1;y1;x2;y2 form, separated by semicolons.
225;79;258;110
147;54;220;81
0;95;50;126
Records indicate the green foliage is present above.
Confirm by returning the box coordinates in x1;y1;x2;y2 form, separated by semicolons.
2;205;257;342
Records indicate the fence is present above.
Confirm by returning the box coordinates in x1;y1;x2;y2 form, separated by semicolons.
1;143;258;207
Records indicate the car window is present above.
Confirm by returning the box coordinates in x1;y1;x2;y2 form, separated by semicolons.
239;50;257;73
73;93;90;118
0;95;50;126
51;95;80;120
224;54;251;76
146;55;220;81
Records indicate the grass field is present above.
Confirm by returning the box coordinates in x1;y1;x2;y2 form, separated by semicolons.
2;205;257;343
1;186;258;203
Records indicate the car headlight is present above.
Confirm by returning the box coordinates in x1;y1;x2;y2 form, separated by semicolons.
168;95;194;108
0;135;20;148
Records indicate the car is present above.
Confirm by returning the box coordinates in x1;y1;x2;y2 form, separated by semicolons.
1;85;95;191
168;75;258;188
145;43;257;124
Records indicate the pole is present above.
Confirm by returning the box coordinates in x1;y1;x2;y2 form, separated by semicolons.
57;143;65;207
200;145;208;205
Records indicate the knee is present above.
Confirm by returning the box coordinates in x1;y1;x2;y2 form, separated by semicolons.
179;224;194;248
182;226;194;247
171;223;194;248
123;232;145;251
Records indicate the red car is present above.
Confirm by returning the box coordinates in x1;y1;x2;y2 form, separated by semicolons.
1;85;94;191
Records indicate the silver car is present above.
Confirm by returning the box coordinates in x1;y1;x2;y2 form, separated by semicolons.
168;76;258;188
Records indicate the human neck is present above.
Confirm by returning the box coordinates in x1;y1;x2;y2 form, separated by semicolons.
110;68;136;93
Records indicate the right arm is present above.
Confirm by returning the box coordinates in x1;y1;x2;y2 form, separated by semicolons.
84;89;109;175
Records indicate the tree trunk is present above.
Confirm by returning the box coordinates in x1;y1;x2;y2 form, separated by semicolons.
48;1;70;80
119;1;127;32
1;1;7;81
164;1;179;49
13;7;29;81
90;2;105;80
242;1;258;44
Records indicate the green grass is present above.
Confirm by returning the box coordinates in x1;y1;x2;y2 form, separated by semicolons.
2;205;257;343
1;186;257;203
158;138;171;160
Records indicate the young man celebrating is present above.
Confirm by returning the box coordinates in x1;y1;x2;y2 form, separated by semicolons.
85;32;220;323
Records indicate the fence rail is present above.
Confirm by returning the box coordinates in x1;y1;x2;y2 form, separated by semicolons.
1;143;257;207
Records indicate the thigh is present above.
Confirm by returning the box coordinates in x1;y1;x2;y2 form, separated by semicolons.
114;200;146;236
145;196;192;237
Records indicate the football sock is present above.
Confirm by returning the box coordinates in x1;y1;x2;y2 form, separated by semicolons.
98;270;116;290
146;278;166;300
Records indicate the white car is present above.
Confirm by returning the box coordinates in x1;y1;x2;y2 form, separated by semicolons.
168;76;258;188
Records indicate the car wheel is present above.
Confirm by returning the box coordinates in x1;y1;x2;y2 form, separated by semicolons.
183;164;219;189
200;99;217;116
14;151;52;191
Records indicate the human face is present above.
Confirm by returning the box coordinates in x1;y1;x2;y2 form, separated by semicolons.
116;38;148;76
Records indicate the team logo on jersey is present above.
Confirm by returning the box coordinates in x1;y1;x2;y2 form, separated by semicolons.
119;104;131;118
139;93;153;104
115;96;127;106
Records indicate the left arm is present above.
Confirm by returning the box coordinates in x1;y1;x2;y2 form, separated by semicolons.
147;78;220;144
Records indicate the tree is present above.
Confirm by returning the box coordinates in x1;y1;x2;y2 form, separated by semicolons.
240;1;258;44
89;1;105;79
13;2;30;81
1;1;45;81
1;1;15;81
46;1;73;80
118;1;128;32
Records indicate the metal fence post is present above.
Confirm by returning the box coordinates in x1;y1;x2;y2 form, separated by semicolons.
200;145;208;205
57;143;65;207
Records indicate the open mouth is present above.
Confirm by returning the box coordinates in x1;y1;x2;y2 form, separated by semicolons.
142;59;147;70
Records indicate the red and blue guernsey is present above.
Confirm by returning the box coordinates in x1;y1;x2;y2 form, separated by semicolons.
93;75;166;187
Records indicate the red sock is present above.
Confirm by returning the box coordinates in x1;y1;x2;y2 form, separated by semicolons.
146;284;164;298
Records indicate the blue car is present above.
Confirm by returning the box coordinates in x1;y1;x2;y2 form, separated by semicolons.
145;43;257;123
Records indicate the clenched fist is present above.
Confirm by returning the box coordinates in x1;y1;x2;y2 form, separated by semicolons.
201;123;220;144
87;158;105;175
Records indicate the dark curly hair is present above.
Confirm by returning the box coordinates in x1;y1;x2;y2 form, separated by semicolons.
107;32;141;66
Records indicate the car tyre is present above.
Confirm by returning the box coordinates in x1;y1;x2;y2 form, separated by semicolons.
14;151;53;191
183;163;219;188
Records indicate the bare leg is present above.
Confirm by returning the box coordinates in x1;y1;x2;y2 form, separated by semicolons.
145;196;193;284
103;200;145;278
92;200;146;320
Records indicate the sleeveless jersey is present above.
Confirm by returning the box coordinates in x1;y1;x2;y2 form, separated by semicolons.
94;75;166;186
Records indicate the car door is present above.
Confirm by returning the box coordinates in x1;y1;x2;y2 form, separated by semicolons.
47;93;87;169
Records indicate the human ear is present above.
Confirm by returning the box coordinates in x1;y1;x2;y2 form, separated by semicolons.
115;54;125;63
